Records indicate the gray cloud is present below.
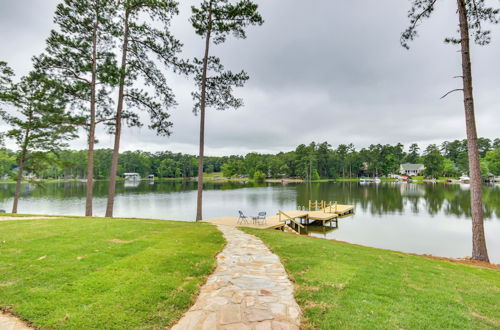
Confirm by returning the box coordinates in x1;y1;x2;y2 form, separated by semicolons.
1;0;499;156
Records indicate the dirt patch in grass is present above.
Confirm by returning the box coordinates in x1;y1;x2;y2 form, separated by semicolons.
470;312;499;327
108;238;138;244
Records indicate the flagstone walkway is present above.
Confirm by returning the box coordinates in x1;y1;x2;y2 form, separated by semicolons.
0;312;31;330
171;225;301;330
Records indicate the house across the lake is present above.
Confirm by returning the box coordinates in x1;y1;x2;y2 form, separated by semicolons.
124;173;141;181
399;163;425;176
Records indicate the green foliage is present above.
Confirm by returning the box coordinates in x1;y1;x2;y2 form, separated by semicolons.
0;149;16;177
0;139;498;181
190;0;264;114
253;170;266;183
295;143;317;179
0;61;14;100
423;144;445;178
311;169;320;181
442;158;459;177
1;72;78;160
0;218;224;329
0;61;14;148
401;0;500;49
245;229;500;329
111;0;184;136
480;159;490;177
221;161;237;177
485;148;500;176
35;0;118;126
191;0;264;44
405;143;420;163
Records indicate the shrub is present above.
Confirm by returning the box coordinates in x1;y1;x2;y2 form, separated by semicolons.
253;170;266;183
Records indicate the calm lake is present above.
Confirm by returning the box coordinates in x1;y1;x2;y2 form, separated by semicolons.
2;181;499;263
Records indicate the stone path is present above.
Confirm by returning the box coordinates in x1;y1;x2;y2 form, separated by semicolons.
0;312;32;330
171;225;301;330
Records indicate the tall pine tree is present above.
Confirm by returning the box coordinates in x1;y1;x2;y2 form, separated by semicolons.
1;71;78;213
105;0;185;217
0;62;14;95
401;0;499;262
35;0;118;216
190;0;263;221
0;61;14;147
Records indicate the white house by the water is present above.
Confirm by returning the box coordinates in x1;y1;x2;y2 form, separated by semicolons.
399;164;425;176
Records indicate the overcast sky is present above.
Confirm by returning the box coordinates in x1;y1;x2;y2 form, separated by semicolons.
0;1;499;156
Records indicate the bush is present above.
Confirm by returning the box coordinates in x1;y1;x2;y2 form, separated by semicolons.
253;170;266;183
311;169;321;181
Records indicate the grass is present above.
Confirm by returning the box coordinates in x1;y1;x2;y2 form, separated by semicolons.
0;217;224;329
243;228;500;329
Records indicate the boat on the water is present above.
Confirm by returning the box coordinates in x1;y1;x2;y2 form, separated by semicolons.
459;175;470;183
360;177;380;184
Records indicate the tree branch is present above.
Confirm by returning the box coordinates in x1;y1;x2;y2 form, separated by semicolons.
440;88;463;99
408;0;438;33
95;116;116;125
47;65;91;84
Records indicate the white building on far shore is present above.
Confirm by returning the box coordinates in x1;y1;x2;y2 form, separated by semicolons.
399;164;425;176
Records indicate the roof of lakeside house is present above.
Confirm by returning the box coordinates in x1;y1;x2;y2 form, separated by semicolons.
400;163;425;171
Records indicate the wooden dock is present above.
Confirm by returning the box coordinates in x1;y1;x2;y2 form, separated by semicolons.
204;201;354;235
306;200;355;217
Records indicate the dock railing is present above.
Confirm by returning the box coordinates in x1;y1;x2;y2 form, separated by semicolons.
308;200;338;213
278;210;305;234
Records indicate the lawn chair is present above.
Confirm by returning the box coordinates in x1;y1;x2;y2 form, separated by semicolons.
256;211;267;225
237;210;249;225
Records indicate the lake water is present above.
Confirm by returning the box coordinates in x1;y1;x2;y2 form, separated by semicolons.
1;180;499;263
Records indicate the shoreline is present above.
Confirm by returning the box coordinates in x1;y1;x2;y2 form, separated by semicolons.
1;175;498;185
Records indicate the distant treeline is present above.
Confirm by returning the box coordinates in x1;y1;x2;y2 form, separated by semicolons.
1;138;499;180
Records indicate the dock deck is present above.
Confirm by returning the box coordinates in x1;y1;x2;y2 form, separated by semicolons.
319;204;355;216
203;216;285;230
204;203;354;234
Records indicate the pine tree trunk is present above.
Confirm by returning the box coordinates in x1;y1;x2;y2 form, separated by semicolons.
457;0;489;262
12;111;32;214
85;20;99;217
105;12;130;218
12;155;25;214
196;1;213;222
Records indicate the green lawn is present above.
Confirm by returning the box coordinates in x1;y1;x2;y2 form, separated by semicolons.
0;217;224;329
243;228;500;329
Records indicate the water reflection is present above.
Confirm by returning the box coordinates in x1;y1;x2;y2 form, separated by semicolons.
1;181;499;220
294;182;500;219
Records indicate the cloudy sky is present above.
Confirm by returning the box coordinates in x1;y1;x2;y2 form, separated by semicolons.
1;0;499;156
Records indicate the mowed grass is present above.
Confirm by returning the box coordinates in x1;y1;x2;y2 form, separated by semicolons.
0;217;224;329
243;228;500;329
